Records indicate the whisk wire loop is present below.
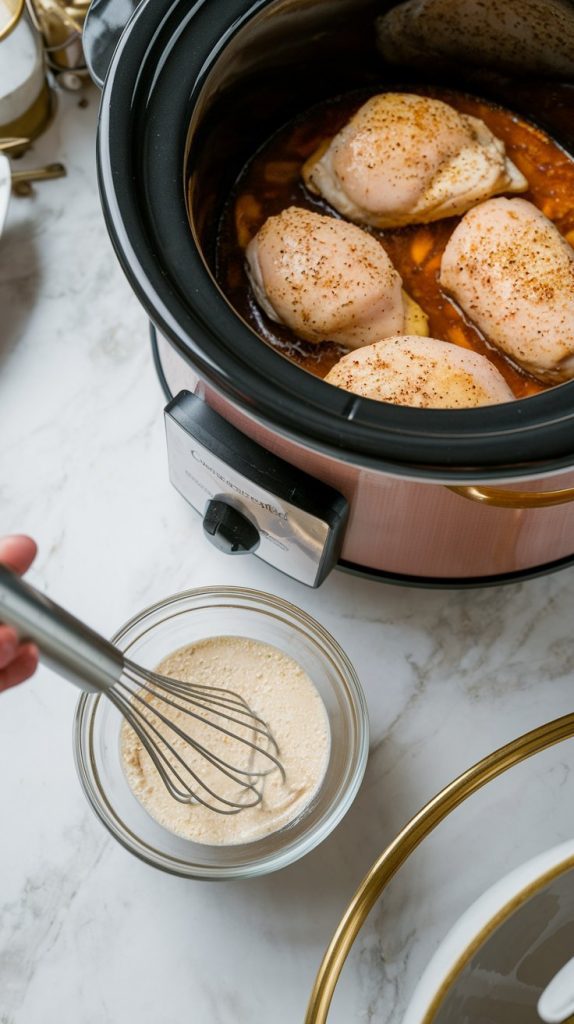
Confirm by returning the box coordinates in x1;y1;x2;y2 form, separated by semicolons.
123;683;268;790
120;674;284;780
117;663;286;813
113;688;265;813
131;669;281;753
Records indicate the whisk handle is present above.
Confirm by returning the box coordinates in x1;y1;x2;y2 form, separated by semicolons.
0;566;124;693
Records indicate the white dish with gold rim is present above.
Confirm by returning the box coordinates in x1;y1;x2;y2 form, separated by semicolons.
0;5;43;114
403;839;574;1024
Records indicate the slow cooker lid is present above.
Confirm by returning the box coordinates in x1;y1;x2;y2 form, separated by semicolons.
97;0;574;479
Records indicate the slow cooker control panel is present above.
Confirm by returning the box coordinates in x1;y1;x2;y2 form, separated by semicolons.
164;392;348;587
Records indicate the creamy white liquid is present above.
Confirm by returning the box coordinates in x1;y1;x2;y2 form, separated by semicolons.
121;636;330;845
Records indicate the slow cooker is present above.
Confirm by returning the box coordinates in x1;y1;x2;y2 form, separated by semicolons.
84;0;574;588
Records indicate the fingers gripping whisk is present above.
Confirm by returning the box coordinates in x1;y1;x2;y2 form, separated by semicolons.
113;662;286;814
0;566;285;816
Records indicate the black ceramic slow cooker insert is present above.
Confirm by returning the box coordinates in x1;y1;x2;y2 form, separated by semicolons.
84;0;574;587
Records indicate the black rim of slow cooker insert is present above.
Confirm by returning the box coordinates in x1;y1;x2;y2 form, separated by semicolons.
97;0;574;482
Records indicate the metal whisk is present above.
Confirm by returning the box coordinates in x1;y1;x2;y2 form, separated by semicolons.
0;566;285;814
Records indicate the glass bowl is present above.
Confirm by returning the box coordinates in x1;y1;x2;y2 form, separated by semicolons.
73;586;369;879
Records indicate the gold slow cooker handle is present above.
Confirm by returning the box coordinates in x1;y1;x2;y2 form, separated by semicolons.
447;485;574;509
305;711;574;1023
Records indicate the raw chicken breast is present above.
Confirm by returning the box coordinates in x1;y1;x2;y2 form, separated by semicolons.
245;206;427;347
303;93;527;229
325;336;514;408
440;197;574;383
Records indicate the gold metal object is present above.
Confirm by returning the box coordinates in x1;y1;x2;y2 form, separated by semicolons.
447;484;574;509
0;80;53;143
26;0;88;79
0;136;29;153
11;160;65;183
11;160;66;195
305;711;574;1023
0;0;25;41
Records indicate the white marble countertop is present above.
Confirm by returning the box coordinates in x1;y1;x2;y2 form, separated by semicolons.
1;84;574;1024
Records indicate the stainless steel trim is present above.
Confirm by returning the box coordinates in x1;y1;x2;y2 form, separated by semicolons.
0;565;124;692
165;410;334;587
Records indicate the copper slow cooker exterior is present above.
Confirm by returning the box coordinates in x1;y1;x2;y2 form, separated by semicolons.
88;0;574;585
156;335;574;581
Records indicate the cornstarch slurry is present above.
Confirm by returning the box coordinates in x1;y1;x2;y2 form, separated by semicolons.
121;636;330;845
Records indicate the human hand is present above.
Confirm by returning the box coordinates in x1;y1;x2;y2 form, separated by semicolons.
0;535;39;692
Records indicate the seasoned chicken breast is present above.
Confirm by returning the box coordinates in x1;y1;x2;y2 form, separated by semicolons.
303;93;527;229
325;336;514;408
245;206;427;347
440;197;574;383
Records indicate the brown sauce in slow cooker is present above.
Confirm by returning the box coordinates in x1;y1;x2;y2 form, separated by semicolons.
215;88;574;399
